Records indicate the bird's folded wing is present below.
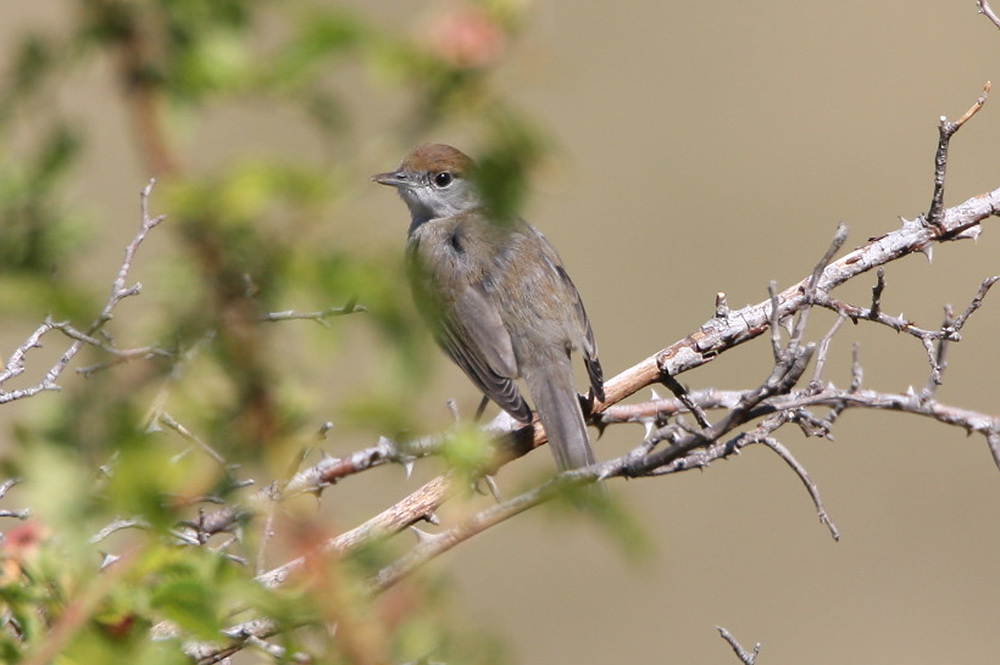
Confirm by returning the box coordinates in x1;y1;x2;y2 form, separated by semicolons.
437;283;532;423
536;231;605;403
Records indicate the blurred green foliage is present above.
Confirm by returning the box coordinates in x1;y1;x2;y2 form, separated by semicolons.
0;0;547;662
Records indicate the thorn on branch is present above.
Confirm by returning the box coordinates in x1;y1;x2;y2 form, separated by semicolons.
715;292;730;318
482;474;502;502
987;431;1000;472
423;512;441;526
99;552;121;571
409;525;439;545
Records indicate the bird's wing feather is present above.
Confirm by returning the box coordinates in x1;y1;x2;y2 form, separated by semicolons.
438;282;533;422
534;230;606;402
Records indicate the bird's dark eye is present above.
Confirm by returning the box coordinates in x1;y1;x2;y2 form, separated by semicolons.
433;172;453;188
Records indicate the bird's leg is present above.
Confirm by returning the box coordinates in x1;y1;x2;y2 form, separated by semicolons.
474;394;490;422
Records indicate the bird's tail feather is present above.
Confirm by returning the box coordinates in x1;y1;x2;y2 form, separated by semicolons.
524;361;596;471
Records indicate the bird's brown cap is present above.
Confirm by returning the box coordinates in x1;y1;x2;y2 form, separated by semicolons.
400;144;474;177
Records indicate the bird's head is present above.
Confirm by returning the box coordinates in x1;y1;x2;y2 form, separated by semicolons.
372;144;482;227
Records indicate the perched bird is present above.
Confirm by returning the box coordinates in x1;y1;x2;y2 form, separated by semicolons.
372;144;604;471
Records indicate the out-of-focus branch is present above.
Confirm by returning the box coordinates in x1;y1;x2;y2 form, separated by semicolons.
84;0;181;177
260;302;368;326
0;180;165;405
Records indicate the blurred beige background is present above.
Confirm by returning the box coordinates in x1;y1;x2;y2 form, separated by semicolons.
4;1;1000;663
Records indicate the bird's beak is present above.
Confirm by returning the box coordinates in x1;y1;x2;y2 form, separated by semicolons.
371;170;410;188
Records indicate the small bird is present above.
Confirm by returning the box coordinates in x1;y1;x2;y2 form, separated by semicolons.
372;144;605;471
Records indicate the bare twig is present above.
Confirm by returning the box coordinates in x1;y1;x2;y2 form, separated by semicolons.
918;306;954;403
0;478;20;500
260;301;367;326
767;281;782;362
758;436;839;541
953;275;999;331
0;180;165;404
660;373;712;429
599;389;753;426
807;222;849;294
49;321;169;362
870;267;886;318
90;517;149;544
0;320;63;404
100;179;166;327
0;478;30;518
812;292;936;339
784;222;848;361
979;0;1000;30
927;82;991;227
155;412;228;466
717;626;761;665
0;509;30;519
808;313;847;388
